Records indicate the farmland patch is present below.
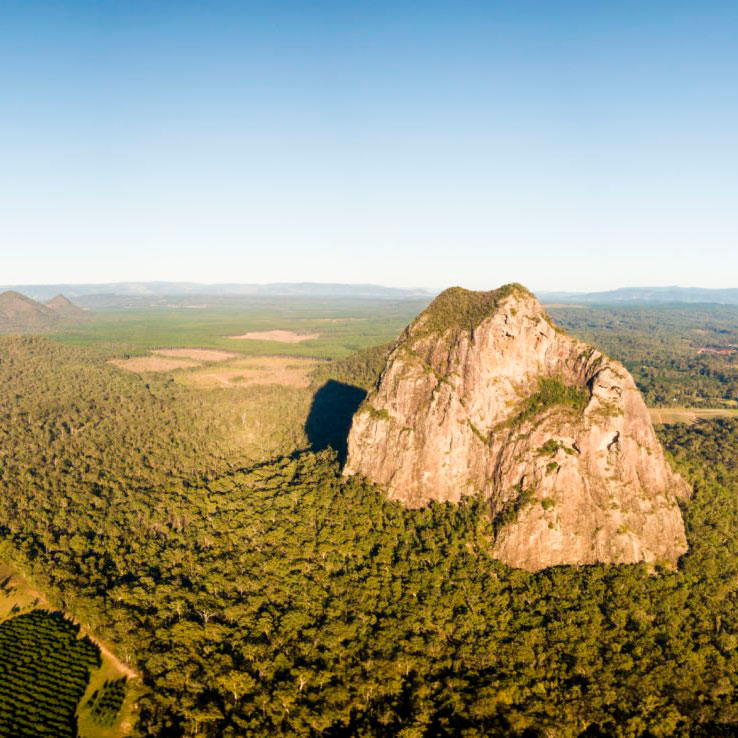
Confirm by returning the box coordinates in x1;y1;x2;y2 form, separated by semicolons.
229;330;320;343
109;356;198;373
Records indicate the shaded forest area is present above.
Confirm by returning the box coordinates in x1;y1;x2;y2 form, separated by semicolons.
2;336;738;736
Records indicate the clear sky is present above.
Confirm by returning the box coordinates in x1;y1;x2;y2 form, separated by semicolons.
1;1;736;291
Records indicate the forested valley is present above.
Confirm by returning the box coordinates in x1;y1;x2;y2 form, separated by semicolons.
2;329;738;736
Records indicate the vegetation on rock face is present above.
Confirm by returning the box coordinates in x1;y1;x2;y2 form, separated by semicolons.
410;283;534;338
506;376;590;428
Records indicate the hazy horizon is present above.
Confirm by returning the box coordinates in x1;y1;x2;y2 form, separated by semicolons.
3;279;738;298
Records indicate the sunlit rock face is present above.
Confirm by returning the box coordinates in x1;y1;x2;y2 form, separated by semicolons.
344;284;690;571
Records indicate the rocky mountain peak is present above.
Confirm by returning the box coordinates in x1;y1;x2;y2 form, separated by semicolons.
344;284;690;570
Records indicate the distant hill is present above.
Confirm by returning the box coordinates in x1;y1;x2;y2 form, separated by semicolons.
0;282;433;303
45;294;87;319
0;291;86;333
539;286;738;305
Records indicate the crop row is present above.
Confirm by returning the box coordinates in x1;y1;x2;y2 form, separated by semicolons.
0;610;100;738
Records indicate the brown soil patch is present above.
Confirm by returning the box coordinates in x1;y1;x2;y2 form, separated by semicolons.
152;348;237;362
182;356;317;389
110;356;199;373
229;330;320;343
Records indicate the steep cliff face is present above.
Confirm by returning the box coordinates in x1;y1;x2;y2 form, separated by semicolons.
343;284;690;571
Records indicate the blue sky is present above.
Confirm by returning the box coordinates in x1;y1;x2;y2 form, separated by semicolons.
1;1;736;291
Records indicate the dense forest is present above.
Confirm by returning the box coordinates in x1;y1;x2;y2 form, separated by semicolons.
2;334;738;736
550;304;738;407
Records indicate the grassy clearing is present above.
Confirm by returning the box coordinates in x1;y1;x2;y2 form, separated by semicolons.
177;356;318;389
77;659;137;738
151;348;237;361
109;356;199;372
0;561;42;620
108;349;320;389
649;407;738;425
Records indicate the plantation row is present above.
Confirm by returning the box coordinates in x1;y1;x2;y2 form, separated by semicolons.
86;678;127;727
0;610;100;738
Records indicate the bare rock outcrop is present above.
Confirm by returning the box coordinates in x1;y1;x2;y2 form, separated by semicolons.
343;284;690;571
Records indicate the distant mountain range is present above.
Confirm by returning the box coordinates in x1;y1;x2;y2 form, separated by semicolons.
537;286;738;305
0;291;87;332
3;283;738;309
0;282;433;303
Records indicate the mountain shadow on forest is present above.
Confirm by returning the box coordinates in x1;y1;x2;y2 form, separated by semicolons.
305;380;366;465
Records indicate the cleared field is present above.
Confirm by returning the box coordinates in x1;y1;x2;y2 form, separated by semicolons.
151;348;236;361
649;407;738;425
111;348;237;374
179;356;318;388
109;356;198;373
229;329;320;343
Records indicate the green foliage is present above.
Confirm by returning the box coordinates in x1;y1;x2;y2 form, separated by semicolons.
0;610;100;738
550;303;738;407
539;438;577;457
85;678;127;727
310;342;391;391
365;404;391;421
492;485;537;538
504;376;590;429
0;335;310;486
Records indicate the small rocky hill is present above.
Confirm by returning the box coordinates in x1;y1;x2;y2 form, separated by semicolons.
45;294;86;319
344;284;690;570
0;291;85;333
